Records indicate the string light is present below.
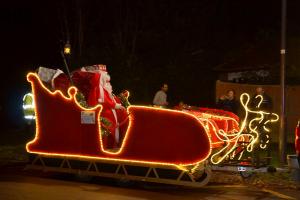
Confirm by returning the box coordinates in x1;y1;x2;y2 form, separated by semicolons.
179;93;278;164
207;93;279;164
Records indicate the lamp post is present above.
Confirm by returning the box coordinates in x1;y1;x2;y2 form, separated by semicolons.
279;0;287;166
61;40;73;85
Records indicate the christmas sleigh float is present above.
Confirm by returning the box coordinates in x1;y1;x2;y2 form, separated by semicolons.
25;69;279;187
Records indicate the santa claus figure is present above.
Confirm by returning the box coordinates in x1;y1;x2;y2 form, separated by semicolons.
78;64;128;149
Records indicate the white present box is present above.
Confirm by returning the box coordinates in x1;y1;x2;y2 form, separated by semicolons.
37;67;56;83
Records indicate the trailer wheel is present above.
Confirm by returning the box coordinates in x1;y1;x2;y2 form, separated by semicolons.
190;164;212;186
239;170;252;179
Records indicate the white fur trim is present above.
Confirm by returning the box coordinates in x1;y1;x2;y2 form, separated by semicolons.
111;109;119;143
51;69;64;88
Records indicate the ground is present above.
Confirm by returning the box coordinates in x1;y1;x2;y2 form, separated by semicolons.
0;165;299;200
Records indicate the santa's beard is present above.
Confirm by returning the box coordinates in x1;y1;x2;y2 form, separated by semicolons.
104;83;113;94
101;72;113;95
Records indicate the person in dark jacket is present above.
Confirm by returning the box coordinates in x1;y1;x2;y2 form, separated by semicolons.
250;86;273;168
250;86;272;112
217;89;239;114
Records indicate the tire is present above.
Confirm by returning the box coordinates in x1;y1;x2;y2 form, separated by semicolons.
239;170;252;179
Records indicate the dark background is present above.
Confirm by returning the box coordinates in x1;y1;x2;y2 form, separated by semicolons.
0;0;299;130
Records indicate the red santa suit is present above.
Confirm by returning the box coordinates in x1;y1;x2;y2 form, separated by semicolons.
80;65;128;149
72;70;101;106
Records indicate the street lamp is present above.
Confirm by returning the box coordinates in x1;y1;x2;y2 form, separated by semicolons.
61;40;73;85
64;41;71;55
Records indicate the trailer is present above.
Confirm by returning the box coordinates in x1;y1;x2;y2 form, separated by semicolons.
24;71;279;187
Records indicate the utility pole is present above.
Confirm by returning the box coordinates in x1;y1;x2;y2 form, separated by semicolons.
279;0;287;166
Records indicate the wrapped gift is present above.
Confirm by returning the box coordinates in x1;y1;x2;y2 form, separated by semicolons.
37;67;57;83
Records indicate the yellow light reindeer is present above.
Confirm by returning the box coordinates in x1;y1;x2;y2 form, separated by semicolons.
210;93;279;165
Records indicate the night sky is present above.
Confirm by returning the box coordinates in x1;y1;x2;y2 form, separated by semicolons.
1;0;299;129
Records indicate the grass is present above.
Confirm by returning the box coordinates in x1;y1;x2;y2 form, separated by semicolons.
0;126;33;163
268;142;296;167
0;145;28;163
244;170;300;189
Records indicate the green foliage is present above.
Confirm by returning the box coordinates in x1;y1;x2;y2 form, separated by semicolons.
75;92;88;108
100;117;112;137
118;94;130;108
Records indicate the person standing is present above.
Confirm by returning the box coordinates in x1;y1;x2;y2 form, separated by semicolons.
216;89;239;114
250;86;272;112
153;83;168;107
250;86;273;168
